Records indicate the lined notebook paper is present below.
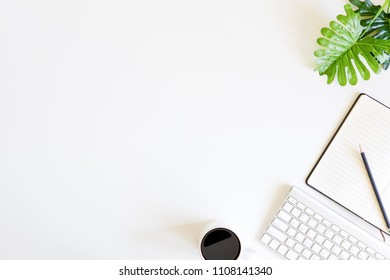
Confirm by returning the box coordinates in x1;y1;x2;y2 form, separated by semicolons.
307;94;390;233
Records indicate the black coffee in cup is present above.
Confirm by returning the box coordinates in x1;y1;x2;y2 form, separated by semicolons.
200;227;241;260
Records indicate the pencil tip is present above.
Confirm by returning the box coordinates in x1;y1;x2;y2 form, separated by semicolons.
359;145;363;153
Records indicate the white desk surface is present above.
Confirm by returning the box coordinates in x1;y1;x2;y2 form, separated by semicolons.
1;0;390;259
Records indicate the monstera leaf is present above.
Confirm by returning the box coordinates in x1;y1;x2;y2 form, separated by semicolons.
314;4;390;85
349;0;390;69
350;0;390;40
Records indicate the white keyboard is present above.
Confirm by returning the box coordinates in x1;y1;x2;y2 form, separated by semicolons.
261;187;390;260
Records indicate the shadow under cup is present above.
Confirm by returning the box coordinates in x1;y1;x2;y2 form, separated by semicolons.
200;227;241;260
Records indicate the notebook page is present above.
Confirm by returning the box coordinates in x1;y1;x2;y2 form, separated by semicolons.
308;95;390;232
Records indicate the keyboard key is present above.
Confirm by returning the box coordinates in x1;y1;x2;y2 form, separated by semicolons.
314;213;323;221
303;238;314;248
367;247;375;255
341;240;352;250
349;235;358;244
294;243;304;253
358;251;369;260
269;239;280;250
324;229;335;239
288;196;297;204
340;230;349;238
302;249;312;259
332;234;343;245
329;254;339;260
305;207;314;216
312;243;322;254
278;210;292;223
331;245;342;255
290;218;300;228
295;233;305;243
297;202;305;210
261;234;272;245
273;217;289;232
277;244;289;256
307;229;316;239
286;228;297;237
375;253;386;260
331;224;340;233
340;250;351;260
350;245;360;256
323;219;331;227
357;241;367;250
307;218;318;229
298;224;309;234
314;234;325;244
323;240;333;250
283;202;294;212
286;238;296;248
286;250;299;260
299;213;310;223
291;208;301;218
320;249;330;259
316;224;326;234
267;226;287;242
310;254;320;260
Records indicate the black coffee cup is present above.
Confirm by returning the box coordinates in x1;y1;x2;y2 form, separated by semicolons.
200;226;241;260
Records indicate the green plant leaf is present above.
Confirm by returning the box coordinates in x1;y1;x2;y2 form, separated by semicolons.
349;0;390;69
314;4;390;85
350;0;390;40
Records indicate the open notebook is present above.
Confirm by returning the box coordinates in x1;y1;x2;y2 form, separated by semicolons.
307;94;390;233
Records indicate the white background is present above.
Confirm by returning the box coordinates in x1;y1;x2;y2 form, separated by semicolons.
1;0;390;259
